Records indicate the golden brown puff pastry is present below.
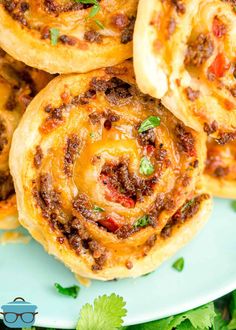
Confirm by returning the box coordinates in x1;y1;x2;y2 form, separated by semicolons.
0;48;52;229
10;61;212;280
134;0;236;140
204;138;236;198
0;0;137;74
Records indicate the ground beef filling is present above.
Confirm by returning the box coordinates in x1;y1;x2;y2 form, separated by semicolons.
2;64;37;111
44;0;93;14
216;132;236;145
161;194;210;238
64;134;80;177
59;216;108;271
171;0;186;14
0;171;15;201
0;120;8;153
100;162;158;207
90;77;133;105
33;146;43;169
185;33;214;67
175;124;196;157
120;16;135;44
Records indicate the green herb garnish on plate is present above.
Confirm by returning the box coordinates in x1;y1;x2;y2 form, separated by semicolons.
54;283;80;299
172;257;184;272
231;200;236;212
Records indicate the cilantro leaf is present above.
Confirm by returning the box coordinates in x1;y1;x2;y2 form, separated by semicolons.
213;310;228;330
138;116;161;133
230;200;236;212
54;283;80;299
172;257;185;272
134;215;150;228
50;28;59;46
140;157;154;176
76;294;127;330
89;4;100;17
228;291;236;329
126;303;215;330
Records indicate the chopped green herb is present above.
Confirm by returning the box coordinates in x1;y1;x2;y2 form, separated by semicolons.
94;206;105;212
74;0;101;18
76;294;127;330
140;157;154;176
138;116;161;133
172;257;184;272
134;215;150;228
94;19;105;29
90;132;95;138
181;199;194;212
89;3;100;17
54;283;80;299
231;200;236;212
50;28;59;46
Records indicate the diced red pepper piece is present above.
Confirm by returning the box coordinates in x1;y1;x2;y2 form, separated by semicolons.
212;17;226;38
145;145;155;155
208;53;230;78
99;217;120;232
105;187;135;208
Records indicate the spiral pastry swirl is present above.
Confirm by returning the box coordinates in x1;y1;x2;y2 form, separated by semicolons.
134;0;236;140
204;139;236;198
10;61;212;279
0;48;52;229
0;0;137;74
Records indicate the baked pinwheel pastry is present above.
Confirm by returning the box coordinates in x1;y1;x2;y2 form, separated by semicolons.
0;0;137;74
0;48;52;229
134;0;236;140
10;61;212;280
204;139;236;198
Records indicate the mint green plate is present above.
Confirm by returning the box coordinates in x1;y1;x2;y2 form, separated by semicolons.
0;198;236;328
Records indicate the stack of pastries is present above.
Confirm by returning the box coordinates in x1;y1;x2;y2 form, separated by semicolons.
0;0;234;280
